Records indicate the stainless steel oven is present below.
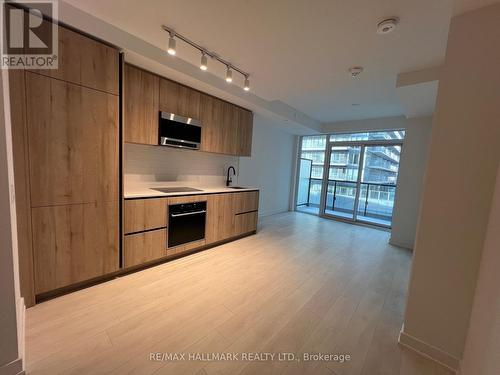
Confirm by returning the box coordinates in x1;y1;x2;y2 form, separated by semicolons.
168;201;206;248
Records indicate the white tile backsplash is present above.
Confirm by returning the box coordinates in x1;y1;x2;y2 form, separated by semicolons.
124;143;239;187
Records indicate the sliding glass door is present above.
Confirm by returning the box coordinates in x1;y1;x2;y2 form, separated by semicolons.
324;146;361;220
355;145;401;226
295;130;404;228
318;139;402;227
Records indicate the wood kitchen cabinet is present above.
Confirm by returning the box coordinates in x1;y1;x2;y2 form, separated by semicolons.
124;198;168;234
234;191;260;214
199;94;224;154
28;24;119;95
124;229;167;268
122;191;258;269
234;211;258;236
159;78;201;120
124;64;159;145
199;95;252;156
238;108;254;156
32;201;119;294
124;63;253;156
206;193;236;243
233;191;259;235
26;72;119;207
9;16;121;301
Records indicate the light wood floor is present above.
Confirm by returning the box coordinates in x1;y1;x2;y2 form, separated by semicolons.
26;212;453;375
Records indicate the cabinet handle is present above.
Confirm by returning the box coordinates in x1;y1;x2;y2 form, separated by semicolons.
170;210;206;218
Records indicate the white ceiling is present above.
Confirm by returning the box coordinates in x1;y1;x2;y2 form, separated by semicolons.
61;0;494;125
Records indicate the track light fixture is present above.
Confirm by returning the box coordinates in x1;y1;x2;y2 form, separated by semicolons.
162;25;250;91
167;32;176;56
225;67;233;83
200;52;208;71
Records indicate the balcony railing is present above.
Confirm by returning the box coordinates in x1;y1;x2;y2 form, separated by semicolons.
297;178;397;226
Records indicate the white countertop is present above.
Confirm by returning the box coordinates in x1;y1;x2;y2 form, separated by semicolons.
124;181;259;199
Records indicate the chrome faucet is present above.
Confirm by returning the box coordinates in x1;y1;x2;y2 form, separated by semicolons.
226;166;236;187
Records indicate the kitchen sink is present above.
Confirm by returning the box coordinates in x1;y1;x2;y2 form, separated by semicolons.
228;186;248;189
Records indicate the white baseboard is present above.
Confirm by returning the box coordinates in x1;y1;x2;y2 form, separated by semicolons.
389;237;413;250
0;359;24;375
398;327;460;373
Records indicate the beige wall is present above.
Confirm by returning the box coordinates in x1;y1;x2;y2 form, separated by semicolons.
239;114;296;217
402;3;500;368
460;162;500;374
0;70;24;373
322;116;432;249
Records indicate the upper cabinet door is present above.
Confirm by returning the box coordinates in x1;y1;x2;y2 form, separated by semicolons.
124;64;159;145
238;108;253;157
29;24;119;95
221;102;239;155
199;94;224;154
123;64;253;156
159;78;201;120
26;73;119;207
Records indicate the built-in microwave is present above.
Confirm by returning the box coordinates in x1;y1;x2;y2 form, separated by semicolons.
158;111;202;150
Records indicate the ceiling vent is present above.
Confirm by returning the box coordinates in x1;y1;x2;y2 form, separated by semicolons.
348;66;364;78
377;18;399;34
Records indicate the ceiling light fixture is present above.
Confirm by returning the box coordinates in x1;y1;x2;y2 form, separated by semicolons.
200;52;208;71
162;25;250;91
377;17;399;34
167;32;176;55
225;67;233;83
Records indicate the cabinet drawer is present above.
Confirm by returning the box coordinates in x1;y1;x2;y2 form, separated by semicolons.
234;191;259;214
124;198;167;234
234;211;258;236
124;229;167;268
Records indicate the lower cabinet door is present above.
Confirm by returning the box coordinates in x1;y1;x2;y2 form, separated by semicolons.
206;194;235;243
32;201;119;294
234;211;258;237
124;229;167;268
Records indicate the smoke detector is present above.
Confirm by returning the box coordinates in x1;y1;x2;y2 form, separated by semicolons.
348;66;364;78
377;18;399;34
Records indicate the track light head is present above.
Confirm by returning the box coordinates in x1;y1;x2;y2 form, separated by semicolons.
244;76;250;91
200;52;208;71
225;67;233;83
167;33;176;55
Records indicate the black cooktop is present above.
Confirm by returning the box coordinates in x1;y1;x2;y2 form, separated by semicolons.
151;187;203;193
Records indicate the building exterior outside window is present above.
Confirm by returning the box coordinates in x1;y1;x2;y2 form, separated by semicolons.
296;130;404;226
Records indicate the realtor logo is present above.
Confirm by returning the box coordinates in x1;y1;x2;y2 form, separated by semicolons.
1;0;58;69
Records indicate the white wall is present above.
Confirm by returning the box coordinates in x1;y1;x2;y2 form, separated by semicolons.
124;114;296;217
461;162;500;374
124;143;239;187
402;4;500;370
322;116;432;249
238;114;295;217
0;70;24;374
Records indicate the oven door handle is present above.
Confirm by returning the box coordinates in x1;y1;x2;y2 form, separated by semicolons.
170;210;206;218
